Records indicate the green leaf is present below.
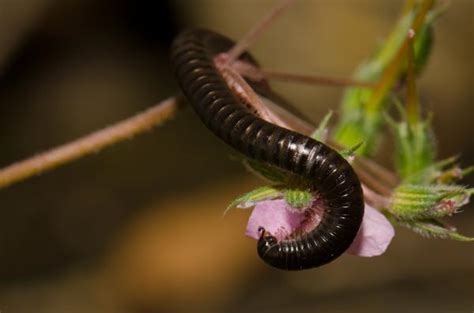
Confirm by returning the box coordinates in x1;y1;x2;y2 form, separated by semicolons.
398;218;474;242
283;188;313;210
224;185;282;216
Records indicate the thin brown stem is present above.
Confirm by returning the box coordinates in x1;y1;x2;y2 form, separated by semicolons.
0;96;185;189
225;0;296;64
366;0;434;112
355;167;393;198
261;70;378;89
353;157;399;189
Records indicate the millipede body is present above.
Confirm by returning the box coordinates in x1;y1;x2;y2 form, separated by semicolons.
170;29;364;270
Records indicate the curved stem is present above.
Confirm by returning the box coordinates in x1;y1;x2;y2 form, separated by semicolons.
0;96;184;189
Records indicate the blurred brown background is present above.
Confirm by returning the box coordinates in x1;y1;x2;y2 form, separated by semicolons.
0;1;472;312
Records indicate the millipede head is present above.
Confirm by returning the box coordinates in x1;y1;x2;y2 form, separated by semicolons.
257;227;278;249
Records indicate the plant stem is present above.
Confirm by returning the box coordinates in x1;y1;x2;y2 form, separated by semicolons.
260;70;377;89
405;29;420;126
0;96;184;189
366;0;434;113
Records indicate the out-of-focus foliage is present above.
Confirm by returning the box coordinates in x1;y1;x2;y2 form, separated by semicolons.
333;0;437;156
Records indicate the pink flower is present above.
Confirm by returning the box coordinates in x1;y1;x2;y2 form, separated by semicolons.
245;199;394;257
245;199;306;241
346;204;395;257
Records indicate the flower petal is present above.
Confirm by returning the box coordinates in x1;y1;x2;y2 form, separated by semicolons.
346;204;395;257
245;199;306;241
245;200;395;258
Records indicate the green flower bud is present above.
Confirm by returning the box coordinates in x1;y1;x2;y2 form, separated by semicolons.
283;188;313;210
390;184;471;220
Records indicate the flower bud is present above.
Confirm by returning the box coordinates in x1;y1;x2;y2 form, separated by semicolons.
390;184;471;220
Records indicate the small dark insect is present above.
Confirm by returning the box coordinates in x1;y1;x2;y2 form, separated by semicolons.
170;29;364;270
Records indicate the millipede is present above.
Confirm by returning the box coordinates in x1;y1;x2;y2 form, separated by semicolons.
170;29;364;271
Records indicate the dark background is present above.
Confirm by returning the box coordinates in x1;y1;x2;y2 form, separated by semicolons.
0;1;472;312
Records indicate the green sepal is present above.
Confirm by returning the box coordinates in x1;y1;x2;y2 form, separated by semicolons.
339;141;364;159
224;185;283;216
390;184;472;220
460;166;474;178
413;156;457;184
387;102;436;184
398;218;474;242
413;156;473;185
283;188;313;210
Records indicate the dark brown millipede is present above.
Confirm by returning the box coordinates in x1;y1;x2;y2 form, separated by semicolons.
170;29;364;270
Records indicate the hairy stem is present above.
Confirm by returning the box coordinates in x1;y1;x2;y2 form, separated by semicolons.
0;96;184;189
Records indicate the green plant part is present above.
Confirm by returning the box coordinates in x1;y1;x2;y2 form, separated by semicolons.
388;27;436;184
333;0;437;156
339;142;364;160
387;112;436;184
412;3;448;74
310;110;333;142
224;0;473;250
390;184;472;220
283;188;313;210
404;156;473;186
224;185;283;216
398;218;474;242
